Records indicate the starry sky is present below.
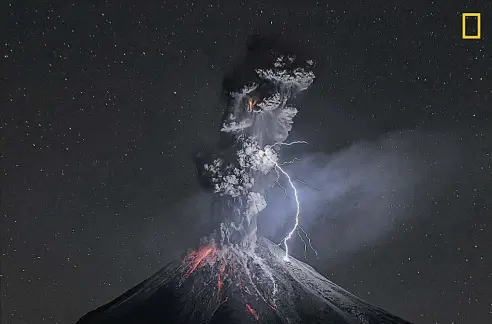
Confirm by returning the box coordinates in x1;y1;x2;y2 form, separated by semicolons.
1;1;491;323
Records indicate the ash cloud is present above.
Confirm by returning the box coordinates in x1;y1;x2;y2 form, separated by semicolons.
259;129;464;259
190;35;465;263
194;35;316;248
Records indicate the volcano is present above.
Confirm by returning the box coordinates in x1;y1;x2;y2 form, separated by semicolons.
77;237;411;324
77;37;413;324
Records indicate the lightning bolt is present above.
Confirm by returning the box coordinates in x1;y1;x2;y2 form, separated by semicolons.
272;140;308;147
271;161;300;261
265;140;317;261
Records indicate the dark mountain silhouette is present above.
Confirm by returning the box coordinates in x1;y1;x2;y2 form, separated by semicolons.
77;237;412;324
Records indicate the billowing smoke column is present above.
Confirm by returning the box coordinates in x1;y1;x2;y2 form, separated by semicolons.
75;37;415;324
196;36;316;255
175;37;318;322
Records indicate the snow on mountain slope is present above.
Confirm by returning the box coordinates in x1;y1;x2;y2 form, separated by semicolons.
76;237;412;324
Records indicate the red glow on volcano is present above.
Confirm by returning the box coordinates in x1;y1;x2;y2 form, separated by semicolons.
183;246;216;279
217;263;226;298
182;246;278;320
245;304;259;321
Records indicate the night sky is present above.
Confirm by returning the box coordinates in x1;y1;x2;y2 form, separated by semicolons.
2;1;491;323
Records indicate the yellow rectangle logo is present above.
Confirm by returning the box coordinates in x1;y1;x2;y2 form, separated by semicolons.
462;13;481;39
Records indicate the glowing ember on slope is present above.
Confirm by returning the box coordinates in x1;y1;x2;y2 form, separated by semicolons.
181;245;280;319
183;246;217;279
217;263;226;298
245;304;259;321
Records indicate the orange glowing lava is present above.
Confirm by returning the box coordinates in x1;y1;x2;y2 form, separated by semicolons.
183;246;216;279
245;304;259;321
248;98;258;112
217;263;226;298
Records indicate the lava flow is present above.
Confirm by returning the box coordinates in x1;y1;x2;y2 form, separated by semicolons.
181;244;276;321
216;263;226;299
245;304;260;321
183;246;217;279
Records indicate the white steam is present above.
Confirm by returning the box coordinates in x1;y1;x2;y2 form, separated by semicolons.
211;55;316;245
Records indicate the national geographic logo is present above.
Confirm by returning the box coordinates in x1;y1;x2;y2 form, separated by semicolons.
462;13;481;39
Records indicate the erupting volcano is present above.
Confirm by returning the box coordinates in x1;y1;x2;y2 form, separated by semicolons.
76;36;413;324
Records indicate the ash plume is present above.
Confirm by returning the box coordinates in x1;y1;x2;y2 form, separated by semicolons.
77;36;413;324
259;129;466;262
195;35;316;250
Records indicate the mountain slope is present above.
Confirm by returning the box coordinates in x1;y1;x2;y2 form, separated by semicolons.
77;237;412;324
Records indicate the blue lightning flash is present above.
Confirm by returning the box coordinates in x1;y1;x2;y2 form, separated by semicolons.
266;141;318;261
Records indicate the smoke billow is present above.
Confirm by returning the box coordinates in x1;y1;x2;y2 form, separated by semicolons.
195;35;316;249
259;130;464;259
192;36;464;263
